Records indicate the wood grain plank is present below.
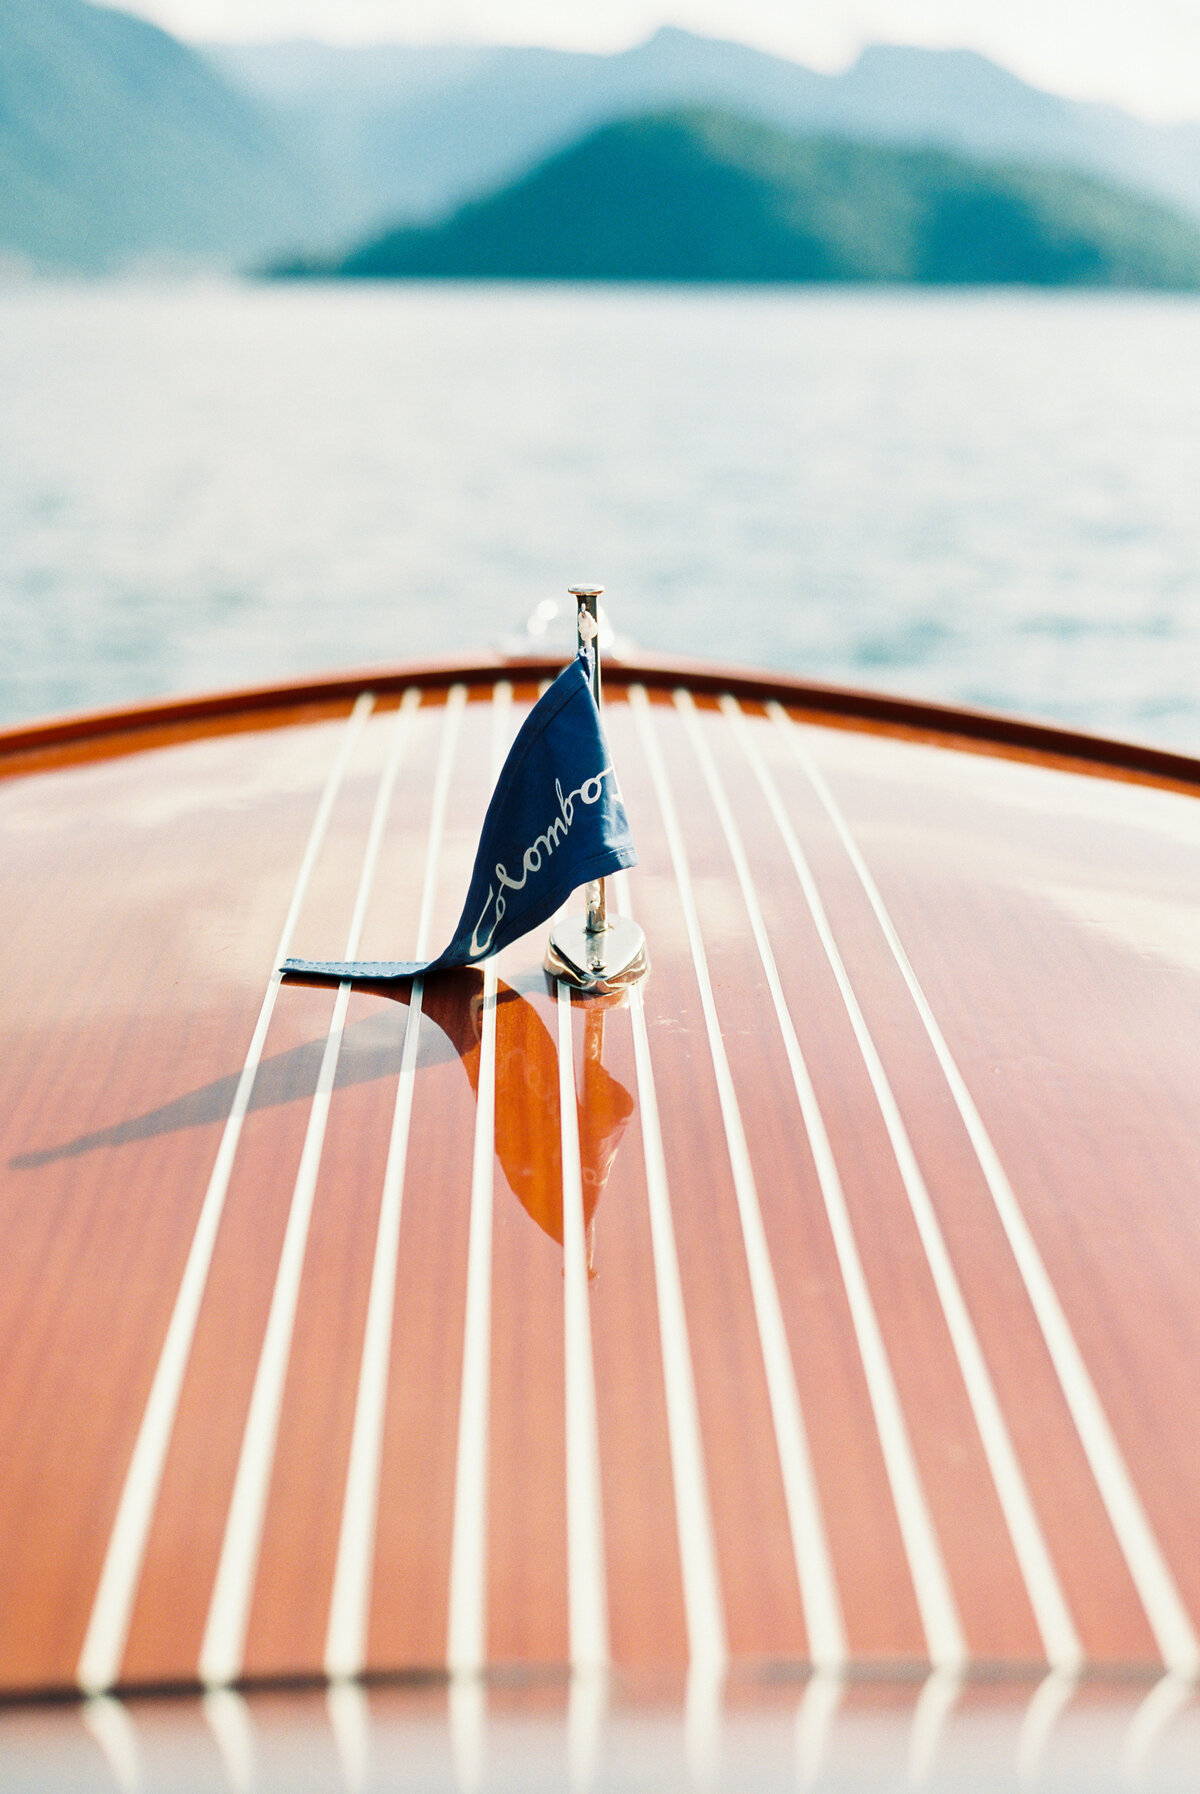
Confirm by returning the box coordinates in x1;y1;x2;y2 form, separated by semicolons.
706;704;1046;1665
667;703;932;1664
0;721;351;1693
6;668;1200;1697
485;956;570;1666
365;693;498;1672
795;722;1199;1662
123;711;397;1685
579;993;691;1668
606;697;808;1664
239;992;409;1680
243;701;447;1680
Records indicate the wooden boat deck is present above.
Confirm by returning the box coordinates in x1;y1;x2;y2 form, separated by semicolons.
1;657;1199;1785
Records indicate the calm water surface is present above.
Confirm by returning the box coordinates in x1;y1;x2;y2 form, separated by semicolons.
2;280;1199;748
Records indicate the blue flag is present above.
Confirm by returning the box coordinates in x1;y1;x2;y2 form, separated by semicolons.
282;651;637;983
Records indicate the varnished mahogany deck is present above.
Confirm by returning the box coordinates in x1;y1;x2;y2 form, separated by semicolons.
1;660;1199;1786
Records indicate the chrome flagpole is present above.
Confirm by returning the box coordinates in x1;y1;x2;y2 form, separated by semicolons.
546;585;648;993
574;586;608;949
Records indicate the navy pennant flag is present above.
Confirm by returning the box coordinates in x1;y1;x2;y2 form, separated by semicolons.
282;651;637;983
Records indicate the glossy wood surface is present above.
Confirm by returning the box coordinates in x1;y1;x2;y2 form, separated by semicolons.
2;669;1200;1704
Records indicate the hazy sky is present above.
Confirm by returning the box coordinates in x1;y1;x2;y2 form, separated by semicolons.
105;0;1200;122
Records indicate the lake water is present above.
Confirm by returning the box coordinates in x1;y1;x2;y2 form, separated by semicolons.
3;280;1200;750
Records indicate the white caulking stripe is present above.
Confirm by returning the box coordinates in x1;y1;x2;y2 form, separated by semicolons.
77;691;375;1697
201;691;421;1688
447;684;512;1677
612;867;727;1672
448;1672;487;1792
725;697;1081;1673
82;1695;142;1794
781;707;1200;1679
568;1664;608;1793
204;1687;257;1794
797;1670;844;1790
672;689;845;1671
1017;1670;1079;1781
634;691;840;1663
558;980;610;1672
446;959;498;1677
327;1680;372;1794
907;1668;962;1788
622;990;728;1672
199;983;346;1684
1122;1670;1197;1779
326;686;466;1680
632;686;965;1670
343;689;422;957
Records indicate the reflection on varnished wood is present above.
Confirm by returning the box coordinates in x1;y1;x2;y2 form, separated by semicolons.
6;1670;1196;1794
8;1008;420;1168
14;972;635;1260
411;975;634;1258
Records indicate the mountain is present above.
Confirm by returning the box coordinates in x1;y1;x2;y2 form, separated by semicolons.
214;28;1200;240
9;4;1200;277
0;0;315;269
281;111;1200;289
210;31;831;242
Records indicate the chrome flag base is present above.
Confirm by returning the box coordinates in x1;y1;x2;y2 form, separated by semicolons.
545;914;648;994
546;584;648;993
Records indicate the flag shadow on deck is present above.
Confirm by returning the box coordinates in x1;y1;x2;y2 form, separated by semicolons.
11;971;634;1254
